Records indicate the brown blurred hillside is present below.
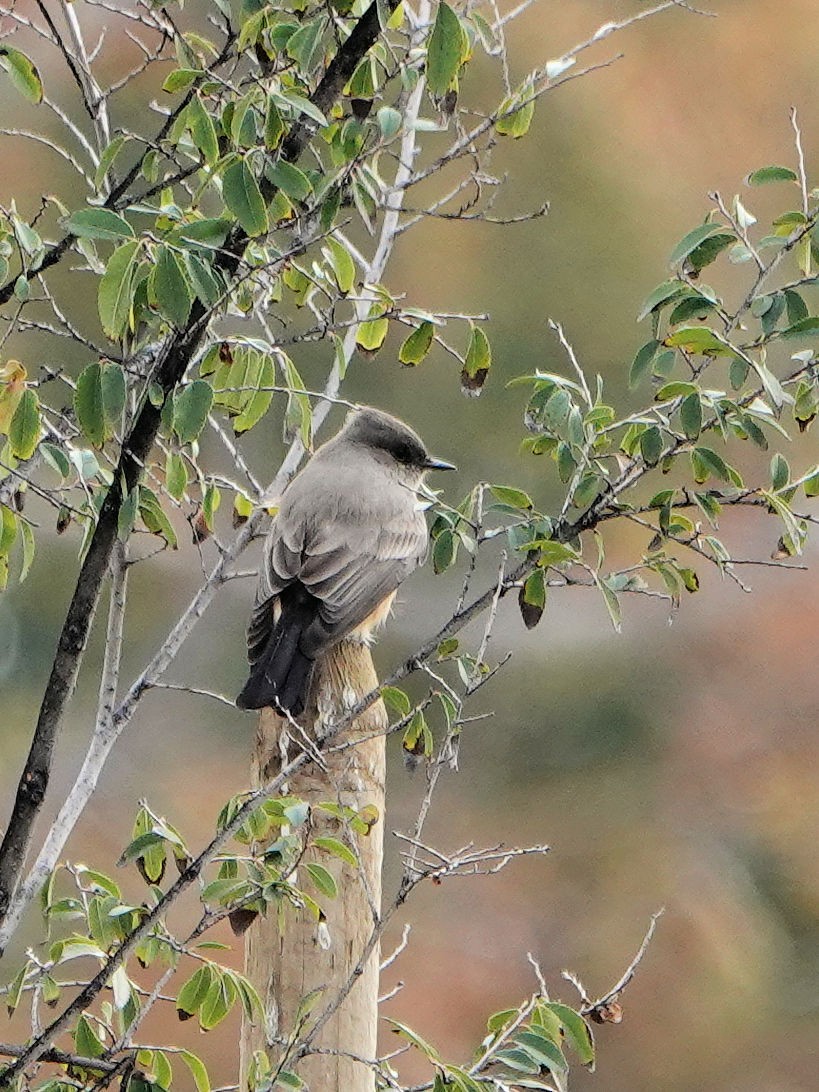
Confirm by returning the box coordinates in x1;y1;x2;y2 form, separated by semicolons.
1;2;818;1090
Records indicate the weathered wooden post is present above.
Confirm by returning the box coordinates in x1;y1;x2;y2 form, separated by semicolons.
240;640;387;1091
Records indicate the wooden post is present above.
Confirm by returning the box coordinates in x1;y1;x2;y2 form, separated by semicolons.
239;639;387;1092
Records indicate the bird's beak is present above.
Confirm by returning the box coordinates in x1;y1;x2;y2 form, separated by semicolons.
423;456;457;471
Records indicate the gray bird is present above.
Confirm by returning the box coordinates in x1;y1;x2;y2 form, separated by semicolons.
236;406;455;715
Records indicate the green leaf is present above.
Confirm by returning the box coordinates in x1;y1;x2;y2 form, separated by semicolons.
770;452;790;491
668;294;717;325
74;363;106;448
165;451;187;500
177;965;214;1018
629;339;659;387
313;836;357;868
275;1072;305;1090
286;16;327;71
495;1047;540;1074
462;324;491;394
637;281;686;322
74;361;124;448
163;67;202;93
729;356;749;390
356;311;389;352
515;1030;568;1072
427;2;466;95
664;326;738;357
325;237;356;295
151;1051;173;1089
223;159;268;237
150;245;193;327
686;234;735;272
0;46;43;103
544;1003;595;1066
173;380;213;444
377;105;401;139
432;529;457;573
5;961;28;1016
784;289;809;325
746;165;798;185
74;1014;105;1060
679;392;702;439
388;1019;442;1062
140;489;178;549
264;99;285;149
101;361;126;436
595;573;621;632
496;79;535;138
233;354;275;435
272;88;327;128
187;94;219;166
118;484;139;543
489;484;533;509
669;222;731;266
640;425;663;467
519;568;546;629
98;239;141;340
655;380;697;400
202;481;221;531
19;518;35;581
95;134;129;189
780;315;819;339
282;354;312;449
303;864;338;899
180;1050;211;1092
177;218;232;251
183;252;223;307
679;566;700;593
266;160;313;203
803;467;819;498
691;445;730;483
381;685;411;716
8;388;39;459
399;321;434;365
40;442;70;478
66;208;135;241
0;505;17;557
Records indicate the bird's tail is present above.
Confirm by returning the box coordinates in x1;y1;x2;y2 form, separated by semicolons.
235;585;318;715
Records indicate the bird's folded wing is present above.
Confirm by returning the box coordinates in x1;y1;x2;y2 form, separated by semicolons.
299;517;427;655
248;510;427;665
246;516;304;665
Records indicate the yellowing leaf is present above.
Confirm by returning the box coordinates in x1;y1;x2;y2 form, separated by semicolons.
0;46;43;103
496;79;535;138
0;360;26;433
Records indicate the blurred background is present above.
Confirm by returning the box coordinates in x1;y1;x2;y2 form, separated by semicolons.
1;1;818;1089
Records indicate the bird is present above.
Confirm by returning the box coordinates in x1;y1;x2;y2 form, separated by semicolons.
235;406;456;716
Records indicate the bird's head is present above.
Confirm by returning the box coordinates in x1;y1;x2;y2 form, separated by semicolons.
343;406;456;477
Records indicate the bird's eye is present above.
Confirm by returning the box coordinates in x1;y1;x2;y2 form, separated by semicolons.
393;441;423;465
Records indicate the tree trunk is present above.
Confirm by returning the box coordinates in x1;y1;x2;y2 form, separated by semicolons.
240;639;386;1092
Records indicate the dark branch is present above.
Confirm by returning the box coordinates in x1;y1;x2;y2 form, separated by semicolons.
0;1041;119;1074
33;1;96;120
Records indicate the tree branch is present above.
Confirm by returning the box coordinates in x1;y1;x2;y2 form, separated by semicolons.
0;0;422;939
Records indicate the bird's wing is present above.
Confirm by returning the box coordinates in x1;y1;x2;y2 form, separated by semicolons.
297;514;428;655
246;510;306;666
247;465;428;664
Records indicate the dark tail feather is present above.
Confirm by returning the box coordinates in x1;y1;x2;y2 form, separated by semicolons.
236;586;317;715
